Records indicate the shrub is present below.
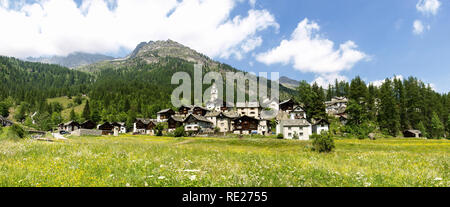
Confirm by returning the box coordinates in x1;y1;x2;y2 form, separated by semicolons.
0;124;27;140
174;126;186;137
312;132;335;153
277;134;284;139
11;124;26;139
155;123;164;136
293;132;299;140
214;127;220;134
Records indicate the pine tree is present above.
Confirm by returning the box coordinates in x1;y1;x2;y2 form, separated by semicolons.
91;109;101;124
378;79;401;136
82;100;91;121
51;112;62;126
70;108;77;122
417;121;428;138
446;114;450;138
0;101;10;117
430;112;444;139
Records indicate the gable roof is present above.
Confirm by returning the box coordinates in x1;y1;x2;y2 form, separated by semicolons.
157;108;174;114
135;118;155;125
64;121;80;126
280;119;311;126
184;114;212;124
404;129;421;134
311;119;330;125
169;115;185;122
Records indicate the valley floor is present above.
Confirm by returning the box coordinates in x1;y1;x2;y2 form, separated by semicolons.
0;136;448;187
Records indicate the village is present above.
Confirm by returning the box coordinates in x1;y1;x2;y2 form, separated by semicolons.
55;84;344;140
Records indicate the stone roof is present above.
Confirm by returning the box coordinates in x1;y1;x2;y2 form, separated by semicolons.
236;102;260;108
136;118;155;125
405;129;421;134
157;108;173;114
205;111;239;118
170;116;185;122
184;114;212;123
280;119;311;126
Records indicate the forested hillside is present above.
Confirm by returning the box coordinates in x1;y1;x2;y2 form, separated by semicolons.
297;77;450;139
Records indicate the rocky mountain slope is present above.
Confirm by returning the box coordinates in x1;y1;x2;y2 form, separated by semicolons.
279;76;300;89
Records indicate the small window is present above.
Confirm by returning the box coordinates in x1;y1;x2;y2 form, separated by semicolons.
288;127;291;130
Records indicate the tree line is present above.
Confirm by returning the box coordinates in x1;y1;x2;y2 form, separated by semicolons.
296;76;449;139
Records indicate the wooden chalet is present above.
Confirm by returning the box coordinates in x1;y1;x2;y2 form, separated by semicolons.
80;120;96;129
157;109;175;122
403;130;422;138
233;115;259;133
59;121;80;132
111;122;127;133
133;118;156;134
178;105;192;116
183;114;213;133
98;122;114;135
279;99;298;112
191;106;209;116
168;116;184;129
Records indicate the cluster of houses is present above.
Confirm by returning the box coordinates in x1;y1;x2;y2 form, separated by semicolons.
58;120;127;135
325;97;349;125
57;84;331;140
131;84;330;140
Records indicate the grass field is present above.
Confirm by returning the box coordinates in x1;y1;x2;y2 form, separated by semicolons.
0;135;448;187
47;96;88;120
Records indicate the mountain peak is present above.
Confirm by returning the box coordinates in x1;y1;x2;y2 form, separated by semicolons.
126;39;213;65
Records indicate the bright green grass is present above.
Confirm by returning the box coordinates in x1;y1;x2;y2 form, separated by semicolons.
0;136;448;187
47;96;88;120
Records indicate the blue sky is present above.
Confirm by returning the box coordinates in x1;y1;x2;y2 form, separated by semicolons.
0;0;448;92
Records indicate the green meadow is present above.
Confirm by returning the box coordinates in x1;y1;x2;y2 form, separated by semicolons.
0;136;448;187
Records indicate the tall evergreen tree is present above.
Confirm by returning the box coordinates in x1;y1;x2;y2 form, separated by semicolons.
430;112;444;138
82;100;91;121
378;79;401;136
91;109;101;124
446;114;450;138
69;108;77;122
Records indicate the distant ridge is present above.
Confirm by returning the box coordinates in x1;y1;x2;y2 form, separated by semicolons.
279;76;300;89
26;52;115;68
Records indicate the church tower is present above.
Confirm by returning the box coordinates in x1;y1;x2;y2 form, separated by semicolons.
210;82;218;102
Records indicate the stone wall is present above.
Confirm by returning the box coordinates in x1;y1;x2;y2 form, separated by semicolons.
72;129;103;137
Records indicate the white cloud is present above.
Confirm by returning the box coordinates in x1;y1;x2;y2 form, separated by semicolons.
312;73;348;88
0;0;278;58
370;75;404;87
416;0;441;16
256;18;367;74
241;36;263;53
413;20;425;35
249;0;256;7
412;20;430;35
